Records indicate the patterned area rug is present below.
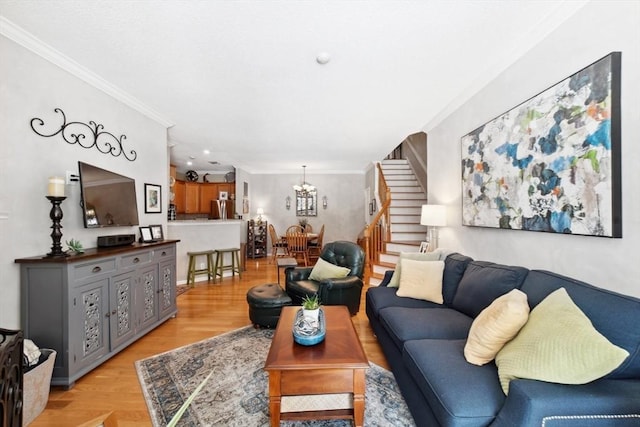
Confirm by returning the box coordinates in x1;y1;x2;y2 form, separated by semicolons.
135;326;415;426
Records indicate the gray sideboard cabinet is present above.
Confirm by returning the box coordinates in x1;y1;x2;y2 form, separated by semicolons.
15;240;179;388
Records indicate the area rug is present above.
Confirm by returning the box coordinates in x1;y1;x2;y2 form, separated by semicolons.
135;326;415;426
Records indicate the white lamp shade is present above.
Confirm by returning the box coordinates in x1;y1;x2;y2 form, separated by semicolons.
256;208;264;215
420;205;446;226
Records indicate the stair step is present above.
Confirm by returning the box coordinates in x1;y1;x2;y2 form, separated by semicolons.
391;231;426;241
382;159;408;164
392;223;427;233
379;253;399;264
390;214;421;223
372;264;393;276
390;206;422;215
386;179;419;186
389;187;423;194
386;241;422;253
390;192;427;200
391;199;427;207
381;165;411;171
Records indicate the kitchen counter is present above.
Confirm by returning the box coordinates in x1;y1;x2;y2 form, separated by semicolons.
167;220;244;284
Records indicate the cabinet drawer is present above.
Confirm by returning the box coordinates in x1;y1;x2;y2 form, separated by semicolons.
121;251;152;269
73;258;117;281
153;245;176;261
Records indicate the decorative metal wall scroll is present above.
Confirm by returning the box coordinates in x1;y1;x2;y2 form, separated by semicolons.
461;52;621;238
30;108;136;161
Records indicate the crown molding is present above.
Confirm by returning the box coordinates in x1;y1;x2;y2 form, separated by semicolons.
0;17;174;128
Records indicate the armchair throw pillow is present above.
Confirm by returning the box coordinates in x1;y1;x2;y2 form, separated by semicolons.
396;259;445;304
495;287;629;395
308;257;351;282
464;289;529;366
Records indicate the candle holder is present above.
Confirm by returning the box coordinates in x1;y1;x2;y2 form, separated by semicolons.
46;196;68;258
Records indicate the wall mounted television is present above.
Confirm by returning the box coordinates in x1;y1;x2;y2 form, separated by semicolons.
78;161;140;228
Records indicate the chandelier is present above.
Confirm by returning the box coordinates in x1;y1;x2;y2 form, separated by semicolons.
293;165;315;194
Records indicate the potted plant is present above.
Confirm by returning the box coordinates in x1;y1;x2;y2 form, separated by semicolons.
65;238;84;254
301;294;321;323
298;218;308;231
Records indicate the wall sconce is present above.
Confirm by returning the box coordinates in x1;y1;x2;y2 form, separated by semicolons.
285;196;291;210
322;196;328;209
420;204;446;252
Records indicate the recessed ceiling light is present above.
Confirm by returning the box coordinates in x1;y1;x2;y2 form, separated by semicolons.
187;161;193;166
203;149;210;155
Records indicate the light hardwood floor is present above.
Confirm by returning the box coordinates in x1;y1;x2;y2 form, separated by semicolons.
30;258;388;427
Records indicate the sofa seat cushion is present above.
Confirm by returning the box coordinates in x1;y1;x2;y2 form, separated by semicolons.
403;339;505;426
452;261;529;318
379;307;472;351
366;287;439;320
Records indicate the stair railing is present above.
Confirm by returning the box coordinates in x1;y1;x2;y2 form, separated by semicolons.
362;163;391;285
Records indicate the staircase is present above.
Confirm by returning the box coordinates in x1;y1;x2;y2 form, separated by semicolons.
370;159;427;285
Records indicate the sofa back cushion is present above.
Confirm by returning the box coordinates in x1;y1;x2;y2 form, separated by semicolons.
442;253;473;305
451;261;529;318
521;270;640;379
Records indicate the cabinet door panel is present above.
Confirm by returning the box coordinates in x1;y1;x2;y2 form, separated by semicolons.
159;260;177;320
174;181;186;213
199;183;218;214
110;273;136;350
71;278;110;373
185;183;200;213
137;266;159;333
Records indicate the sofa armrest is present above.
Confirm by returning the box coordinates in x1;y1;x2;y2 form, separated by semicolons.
285;266;313;282
492;379;640;427
378;270;394;287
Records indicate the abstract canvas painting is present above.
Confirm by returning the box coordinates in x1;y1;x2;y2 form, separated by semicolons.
461;52;621;237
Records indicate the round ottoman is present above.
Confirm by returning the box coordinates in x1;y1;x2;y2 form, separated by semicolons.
246;283;293;328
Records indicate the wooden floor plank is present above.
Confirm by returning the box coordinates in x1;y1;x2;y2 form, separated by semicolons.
30;259;388;426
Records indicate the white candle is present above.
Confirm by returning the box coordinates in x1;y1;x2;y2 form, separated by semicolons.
48;176;65;197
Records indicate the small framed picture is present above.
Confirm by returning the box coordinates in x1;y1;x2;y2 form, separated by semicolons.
219;191;228;201
149;224;164;241
144;183;162;213
419;241;430;253
139;226;155;243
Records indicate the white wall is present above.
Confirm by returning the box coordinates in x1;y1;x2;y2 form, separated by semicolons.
248;172;366;246
427;1;640;298
0;36;169;328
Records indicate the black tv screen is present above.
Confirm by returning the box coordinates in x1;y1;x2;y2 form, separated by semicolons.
78;161;140;228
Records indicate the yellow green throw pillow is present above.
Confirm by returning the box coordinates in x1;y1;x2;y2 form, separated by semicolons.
464;289;530;366
495;288;629;394
396;259;445;304
308;257;351;281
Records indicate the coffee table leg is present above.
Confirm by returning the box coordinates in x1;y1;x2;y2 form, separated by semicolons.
268;371;282;426
353;368;366;427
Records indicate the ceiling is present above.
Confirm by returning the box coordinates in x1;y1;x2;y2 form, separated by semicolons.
0;1;587;174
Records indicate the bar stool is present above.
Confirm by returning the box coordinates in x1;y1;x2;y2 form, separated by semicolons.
214;248;242;282
186;250;215;287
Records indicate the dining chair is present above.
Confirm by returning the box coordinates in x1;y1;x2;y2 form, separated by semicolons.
307;224;324;262
286;230;309;266
286;225;304;234
268;224;288;261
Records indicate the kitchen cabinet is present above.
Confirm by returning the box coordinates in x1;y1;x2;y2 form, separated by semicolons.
184;182;200;213
174;180;186;214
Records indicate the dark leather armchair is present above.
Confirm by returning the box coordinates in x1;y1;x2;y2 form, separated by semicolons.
285;240;365;315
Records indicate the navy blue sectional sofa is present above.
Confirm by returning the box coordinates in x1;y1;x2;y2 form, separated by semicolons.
366;253;640;427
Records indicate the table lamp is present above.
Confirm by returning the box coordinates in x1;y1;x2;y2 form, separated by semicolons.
420;204;446;251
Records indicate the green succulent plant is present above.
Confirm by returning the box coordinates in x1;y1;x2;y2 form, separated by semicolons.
301;294;320;310
66;238;84;253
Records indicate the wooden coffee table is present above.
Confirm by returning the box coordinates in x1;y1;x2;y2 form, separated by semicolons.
264;305;369;426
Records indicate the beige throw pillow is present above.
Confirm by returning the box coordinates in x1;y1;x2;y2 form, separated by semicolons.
308;257;351;281
388;251;443;288
495;288;629;395
464;289;529;366
396;259;444;304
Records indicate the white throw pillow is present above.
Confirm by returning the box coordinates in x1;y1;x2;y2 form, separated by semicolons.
387;250;443;288
464;289;530;366
396;259;444;304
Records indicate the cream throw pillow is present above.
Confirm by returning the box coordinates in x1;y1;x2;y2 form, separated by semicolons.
396;259;444;304
388;251;442;288
495;288;629;395
464;289;529;366
308;257;351;281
